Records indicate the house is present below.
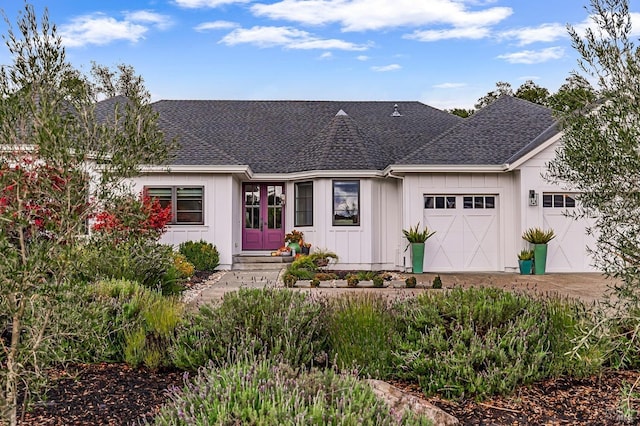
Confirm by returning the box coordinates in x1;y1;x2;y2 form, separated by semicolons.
126;95;596;272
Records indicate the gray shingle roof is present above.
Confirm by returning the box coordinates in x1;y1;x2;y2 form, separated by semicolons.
397;95;559;166
149;100;463;172
102;96;558;172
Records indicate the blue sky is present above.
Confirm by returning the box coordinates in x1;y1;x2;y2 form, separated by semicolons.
1;1;638;109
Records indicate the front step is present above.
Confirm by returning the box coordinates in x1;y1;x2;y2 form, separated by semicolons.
232;255;294;271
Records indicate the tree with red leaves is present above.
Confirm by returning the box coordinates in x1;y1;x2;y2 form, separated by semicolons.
0;5;173;425
92;192;172;240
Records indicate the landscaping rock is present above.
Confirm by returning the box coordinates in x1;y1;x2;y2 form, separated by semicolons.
367;379;459;426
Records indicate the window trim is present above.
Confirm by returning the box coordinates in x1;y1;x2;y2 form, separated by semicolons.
332;180;360;226
145;185;204;225
294;181;313;227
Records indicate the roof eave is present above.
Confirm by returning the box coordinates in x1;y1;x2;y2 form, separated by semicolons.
505;130;564;171
385;164;508;175
139;164;254;179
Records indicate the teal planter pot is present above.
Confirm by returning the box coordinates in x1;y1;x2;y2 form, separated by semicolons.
411;242;425;274
533;244;548;275
518;259;533;275
287;242;301;255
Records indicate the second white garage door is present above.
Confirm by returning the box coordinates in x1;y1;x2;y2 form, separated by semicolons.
422;194;500;272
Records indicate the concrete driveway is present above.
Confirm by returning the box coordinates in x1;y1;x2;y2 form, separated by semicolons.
192;270;618;306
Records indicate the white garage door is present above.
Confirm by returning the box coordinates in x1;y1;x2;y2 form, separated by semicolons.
423;194;499;272
542;193;597;272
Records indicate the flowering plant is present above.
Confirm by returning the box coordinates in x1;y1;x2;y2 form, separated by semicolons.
284;229;304;245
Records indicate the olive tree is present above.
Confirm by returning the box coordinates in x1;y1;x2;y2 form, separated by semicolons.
547;0;640;312
0;5;172;425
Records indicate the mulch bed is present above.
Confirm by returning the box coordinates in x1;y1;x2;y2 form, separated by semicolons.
18;364;640;425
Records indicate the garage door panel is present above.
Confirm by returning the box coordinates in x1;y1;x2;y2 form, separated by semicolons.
463;214;499;269
542;193;597;272
423;194;499;272
424;214;461;270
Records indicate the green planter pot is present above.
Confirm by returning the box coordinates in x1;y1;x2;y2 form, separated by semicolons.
411;242;425;274
287;242;301;255
518;259;533;275
533;244;548;275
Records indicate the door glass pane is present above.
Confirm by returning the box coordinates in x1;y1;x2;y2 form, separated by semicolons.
245;185;260;229
485;196;495;209
268;206;282;229
463;196;473;209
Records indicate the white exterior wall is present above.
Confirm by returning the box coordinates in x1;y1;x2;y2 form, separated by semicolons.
132;173;235;269
284;177;400;270
402;172;519;272
516;142;597;272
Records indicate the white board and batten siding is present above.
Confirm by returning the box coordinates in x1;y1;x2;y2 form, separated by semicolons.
132;173;236;269
403;173;519;272
286;177;401;271
517;141;597;272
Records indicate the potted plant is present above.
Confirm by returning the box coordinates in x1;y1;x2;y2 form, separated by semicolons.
522;227;555;275
346;274;359;288
517;249;534;275
432;275;442;289
284;230;304;254
402;222;436;274
301;242;311;255
405;276;417;288
372;275;384;288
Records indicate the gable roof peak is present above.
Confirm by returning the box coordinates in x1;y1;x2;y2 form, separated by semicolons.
336;109;348;116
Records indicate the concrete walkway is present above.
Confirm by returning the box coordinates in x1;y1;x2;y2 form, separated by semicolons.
191;270;618;307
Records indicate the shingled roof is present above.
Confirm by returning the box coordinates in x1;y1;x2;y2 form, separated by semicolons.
148;100;462;173
100;96;557;172
397;96;559;166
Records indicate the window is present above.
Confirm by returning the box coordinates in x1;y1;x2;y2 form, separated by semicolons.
463;196;495;209
542;193;576;208
333;180;359;226
424;195;456;209
294;181;313;226
146;186;204;224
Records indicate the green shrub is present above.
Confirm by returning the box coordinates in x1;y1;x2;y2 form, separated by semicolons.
92;279;184;369
326;293;396;378
391;287;602;399
170;289;327;370
78;237;177;294
153;359;433;425
178;240;220;271
372;275;384;287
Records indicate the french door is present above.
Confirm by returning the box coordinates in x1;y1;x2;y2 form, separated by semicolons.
242;183;285;250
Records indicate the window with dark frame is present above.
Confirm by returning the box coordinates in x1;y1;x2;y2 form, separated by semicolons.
294;181;313;227
145;186;204;224
424;195;456;209
542;193;576;208
333;180;360;226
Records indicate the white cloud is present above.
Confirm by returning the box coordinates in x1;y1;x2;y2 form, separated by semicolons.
174;0;251;8
195;21;239;31
356;55;370;61
433;82;467;89
371;64;401;72
220;26;370;50
251;0;512;32
499;23;567;46
59;10;172;47
318;52;333;59
497;46;565;64
60;14;148;47
124;10;173;30
518;75;540;81
405;26;490;42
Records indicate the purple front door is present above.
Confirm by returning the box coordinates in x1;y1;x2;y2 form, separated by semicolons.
242;183;285;250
